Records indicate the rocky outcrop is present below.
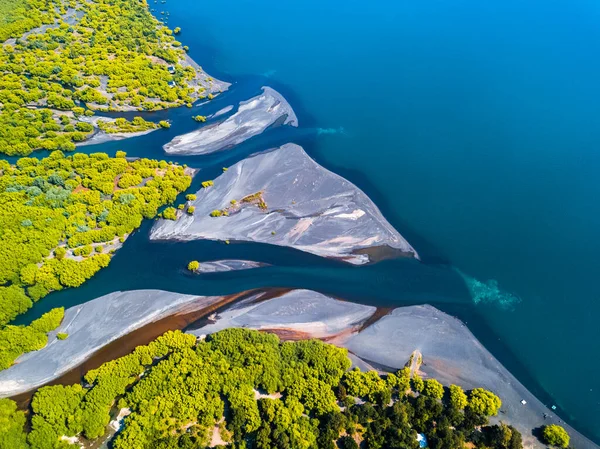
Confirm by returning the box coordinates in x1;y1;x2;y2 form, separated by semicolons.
0;290;220;397
163;87;298;155
151;143;418;264
192;260;270;273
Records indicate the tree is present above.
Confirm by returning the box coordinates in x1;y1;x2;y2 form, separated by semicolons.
411;374;424;393
542;425;570;448
339;435;359;449
486;423;523;449
162;207;178;220
0;398;28;449
186;206;195;214
159;120;171;128
467;388;502;417
187;261;199;271
448;384;468;410
422;379;444;399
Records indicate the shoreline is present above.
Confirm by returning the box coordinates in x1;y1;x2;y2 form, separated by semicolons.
3;287;597;448
5;288;286;406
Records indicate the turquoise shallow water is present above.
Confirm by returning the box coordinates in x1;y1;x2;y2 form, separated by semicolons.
10;0;600;441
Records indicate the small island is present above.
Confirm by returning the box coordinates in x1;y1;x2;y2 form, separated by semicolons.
163;87;298;155
151;143;418;264
187;259;270;274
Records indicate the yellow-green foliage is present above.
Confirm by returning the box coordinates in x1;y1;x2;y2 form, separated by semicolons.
25;329;350;448
158;120;171;128
542;424;570;448
193;115;206;122
56;332;68;340
0;307;64;370
201;180;213;188
0;0;58;42
0;397;28;449
97;117;158;135
0;150;192;369
186;205;195;214
161;206;177;220
467;387;502;416
0;0;208;155
187;260;199;271
14;328;510;449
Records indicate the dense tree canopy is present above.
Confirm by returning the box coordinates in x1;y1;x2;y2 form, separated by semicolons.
0;0;219;155
0;150;192;370
1;328;523;449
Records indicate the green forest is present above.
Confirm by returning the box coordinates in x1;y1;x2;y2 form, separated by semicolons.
0;0;218;155
0;150;192;370
0;328;556;449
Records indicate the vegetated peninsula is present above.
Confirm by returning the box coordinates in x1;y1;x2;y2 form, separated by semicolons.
0;0;228;155
0;151;194;371
151;143;418;264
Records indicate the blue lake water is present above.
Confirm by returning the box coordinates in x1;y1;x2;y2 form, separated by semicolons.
11;0;600;442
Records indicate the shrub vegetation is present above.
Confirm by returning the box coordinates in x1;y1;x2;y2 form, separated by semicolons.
0;150;192;369
0;0;217;155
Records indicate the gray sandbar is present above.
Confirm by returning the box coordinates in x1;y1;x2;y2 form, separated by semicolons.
0;290;219;397
163;86;298;155
193;260;270;273
150;143;418;264
189;289;376;338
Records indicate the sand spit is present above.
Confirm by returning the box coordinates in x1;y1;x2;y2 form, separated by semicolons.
150;143;418;264
209;105;234;119
163;86;298;155
74;116;161;147
182;53;231;96
192;259;270;273
188;289;376;339
1;286;595;448
0;290;223;397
